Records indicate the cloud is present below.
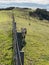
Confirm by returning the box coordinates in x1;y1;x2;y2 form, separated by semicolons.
32;0;49;4
0;0;49;4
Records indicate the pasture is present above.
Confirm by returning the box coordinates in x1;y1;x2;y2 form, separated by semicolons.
0;8;49;65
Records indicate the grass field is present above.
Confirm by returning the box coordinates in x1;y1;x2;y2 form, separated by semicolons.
0;8;49;65
0;11;13;65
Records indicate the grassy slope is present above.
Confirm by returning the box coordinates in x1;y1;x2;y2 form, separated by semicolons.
14;9;49;65
0;11;12;65
0;9;49;65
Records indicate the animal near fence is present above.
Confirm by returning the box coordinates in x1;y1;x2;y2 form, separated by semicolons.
12;14;25;65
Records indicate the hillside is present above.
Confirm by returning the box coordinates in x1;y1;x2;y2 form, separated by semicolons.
0;11;13;65
0;8;49;65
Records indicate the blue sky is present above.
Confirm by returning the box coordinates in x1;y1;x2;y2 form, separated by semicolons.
0;0;49;10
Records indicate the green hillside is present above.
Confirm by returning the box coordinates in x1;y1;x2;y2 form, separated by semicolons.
0;11;12;65
0;8;49;65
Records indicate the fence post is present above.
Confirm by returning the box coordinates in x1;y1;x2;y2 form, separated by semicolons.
12;22;18;65
20;51;24;65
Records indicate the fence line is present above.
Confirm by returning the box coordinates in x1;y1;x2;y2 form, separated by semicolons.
12;13;22;65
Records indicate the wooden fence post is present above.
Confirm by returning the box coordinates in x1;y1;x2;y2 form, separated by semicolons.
20;51;24;65
12;22;18;65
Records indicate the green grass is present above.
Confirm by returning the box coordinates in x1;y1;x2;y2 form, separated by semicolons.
0;11;12;65
0;8;49;65
14;9;49;65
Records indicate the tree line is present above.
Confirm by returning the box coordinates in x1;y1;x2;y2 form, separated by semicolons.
29;8;49;20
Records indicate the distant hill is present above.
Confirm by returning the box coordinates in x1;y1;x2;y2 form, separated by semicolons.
0;7;15;10
0;7;49;21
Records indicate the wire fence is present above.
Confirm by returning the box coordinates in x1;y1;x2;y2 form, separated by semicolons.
12;13;22;65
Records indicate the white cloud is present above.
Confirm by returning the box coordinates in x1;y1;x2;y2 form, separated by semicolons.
0;0;49;4
32;0;49;4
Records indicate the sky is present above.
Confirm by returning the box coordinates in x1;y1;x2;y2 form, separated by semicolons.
0;0;49;4
0;0;49;10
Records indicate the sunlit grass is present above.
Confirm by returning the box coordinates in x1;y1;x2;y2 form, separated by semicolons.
0;11;12;65
14;9;49;65
0;8;49;65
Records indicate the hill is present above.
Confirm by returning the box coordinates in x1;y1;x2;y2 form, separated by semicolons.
0;8;49;65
